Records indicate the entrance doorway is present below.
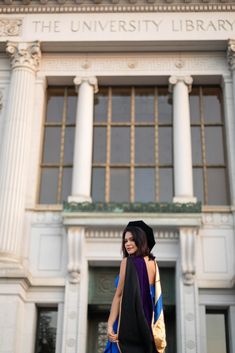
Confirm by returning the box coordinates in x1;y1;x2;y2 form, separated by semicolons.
87;266;176;353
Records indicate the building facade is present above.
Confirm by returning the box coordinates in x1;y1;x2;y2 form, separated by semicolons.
0;2;235;353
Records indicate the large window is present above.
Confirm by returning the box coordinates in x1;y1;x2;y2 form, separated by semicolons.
92;86;173;202
190;87;229;205
39;87;76;204
206;309;229;353
39;84;229;205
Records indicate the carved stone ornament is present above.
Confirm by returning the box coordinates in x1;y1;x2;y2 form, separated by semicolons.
0;2;235;13
169;75;193;93
227;39;235;71
67;227;84;284
180;227;198;285
74;76;98;94
0;19;22;36
6;41;41;71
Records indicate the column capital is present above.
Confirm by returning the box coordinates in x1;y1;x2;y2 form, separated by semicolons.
169;75;193;93
6;41;41;72
74;76;98;93
227;39;235;71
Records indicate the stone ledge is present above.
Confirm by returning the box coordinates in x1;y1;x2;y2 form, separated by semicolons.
63;201;202;213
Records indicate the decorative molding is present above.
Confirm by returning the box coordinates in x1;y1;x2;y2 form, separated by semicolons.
0;4;235;13
41;53;226;76
180;227;198;285
31;212;63;225
227;39;235;71
85;229;179;239
0;18;22;36
6;41;41;71
202;212;233;228
74;76;98;93
63;201;202;213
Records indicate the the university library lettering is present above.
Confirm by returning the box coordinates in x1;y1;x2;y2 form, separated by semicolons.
32;18;235;34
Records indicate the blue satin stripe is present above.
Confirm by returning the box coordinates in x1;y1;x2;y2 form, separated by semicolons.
154;293;163;323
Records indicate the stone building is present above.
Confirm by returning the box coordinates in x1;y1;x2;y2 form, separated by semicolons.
0;2;234;353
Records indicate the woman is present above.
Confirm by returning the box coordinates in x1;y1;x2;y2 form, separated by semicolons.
104;220;167;353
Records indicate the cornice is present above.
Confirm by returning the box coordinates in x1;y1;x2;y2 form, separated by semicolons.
0;3;235;13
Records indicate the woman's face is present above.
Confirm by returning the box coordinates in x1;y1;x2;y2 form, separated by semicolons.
124;231;138;255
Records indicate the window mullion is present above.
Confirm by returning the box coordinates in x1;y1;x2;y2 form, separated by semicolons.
57;88;67;203
154;87;160;202
130;87;135;202
200;87;208;205
105;87;112;202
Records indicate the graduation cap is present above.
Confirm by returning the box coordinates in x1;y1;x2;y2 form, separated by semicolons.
127;220;155;251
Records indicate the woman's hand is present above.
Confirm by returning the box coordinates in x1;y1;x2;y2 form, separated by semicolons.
107;326;118;343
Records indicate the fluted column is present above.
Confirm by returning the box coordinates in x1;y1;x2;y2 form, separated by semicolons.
227;39;235;102
0;41;41;264
69;77;98;203
169;76;196;203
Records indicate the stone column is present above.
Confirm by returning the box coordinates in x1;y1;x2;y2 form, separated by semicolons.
227;39;235;106
177;227;200;353
169;76;196;203
69;77;98;203
0;41;41;265
226;40;235;206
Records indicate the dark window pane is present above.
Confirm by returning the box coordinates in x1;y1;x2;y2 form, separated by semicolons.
94;88;108;122
159;127;172;165
110;127;130;164
190;89;200;123
159;168;173;202
112;88;131;122
93;127;107;164
205;127;225;165
43;127;61;164
35;308;58;353
207;169;229;205
158;89;172;124
92;168;105;202
191;127;202;164
135;127;155;164
64;127;75;164
135;168;155;202
39;168;59;204
67;94;77;124
206;312;227;353
135;88;154;122
203;88;222;123
61;168;72;202
193;168;204;204
110;169;130;202
46;94;64;123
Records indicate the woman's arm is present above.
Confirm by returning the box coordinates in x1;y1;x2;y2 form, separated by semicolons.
107;257;127;342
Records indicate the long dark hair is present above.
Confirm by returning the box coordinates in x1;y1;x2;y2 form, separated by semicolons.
122;226;154;259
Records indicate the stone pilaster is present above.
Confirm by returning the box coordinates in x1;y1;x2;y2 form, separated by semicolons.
68;77;98;203
0;41;41;266
62;227;88;353
178;227;200;353
169;76;196;203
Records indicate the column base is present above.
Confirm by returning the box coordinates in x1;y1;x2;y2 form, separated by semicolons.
173;196;197;203
68;195;92;203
